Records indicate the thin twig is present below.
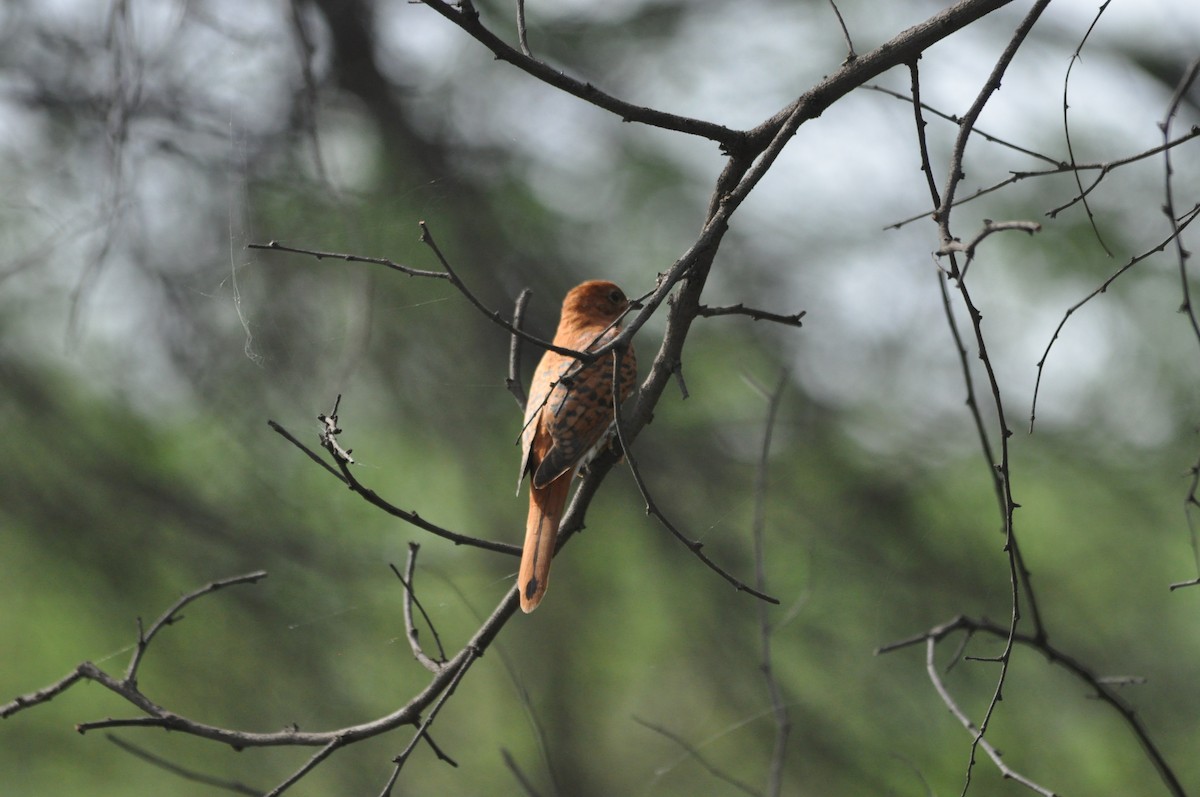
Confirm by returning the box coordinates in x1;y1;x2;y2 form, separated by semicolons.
391;545;449;673
1;668;87;718
934;0;1050;250
878;615;1187;797
124;571;269;686
326;443;519;555
1161;57;1200;590
1029;203;1200;431
281;405;521;555
910;17;1057;789
884;127;1200;231
924;638;1056;796
826;0;857;62
632;716;760;797
937;218;1041;261
610;350;780;605
106;734;262;796
911;66;1045;642
515;0;532;57
864;82;1062;167
696;303;806;327
751;371;790;797
501;748;545;797
390;647;478;774
265;738;343;797
414;0;741;149
268;419;346;482
1060;1;1114;256
421;221;622;360
248;240;446;279
507;288;532;409
252;235;588;360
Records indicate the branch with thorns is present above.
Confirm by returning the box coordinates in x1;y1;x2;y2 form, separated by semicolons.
905;6;1054;786
877;614;1186;797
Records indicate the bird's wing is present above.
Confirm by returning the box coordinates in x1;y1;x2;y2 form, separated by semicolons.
532;328;628;489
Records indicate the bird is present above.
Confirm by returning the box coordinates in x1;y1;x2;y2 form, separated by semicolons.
517;280;637;613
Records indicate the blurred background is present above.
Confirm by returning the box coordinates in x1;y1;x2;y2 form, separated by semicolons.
2;0;1199;794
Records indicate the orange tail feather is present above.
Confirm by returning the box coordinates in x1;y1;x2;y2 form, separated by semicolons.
518;474;572;612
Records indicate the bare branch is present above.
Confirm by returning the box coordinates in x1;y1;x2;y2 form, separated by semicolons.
885;126;1200;230
909;29;1052;791
415;0;741;150
878;616;1187;797
864;82;1063;167
248;240;446;279
1161;57;1200;591
751;371;791;797
416;221;590;360
924;637;1056;797
696;303;806;327
826;0;857;63
1030;203;1200;431
507;288;533;409
106;735;263;796
515;0;532;57
251;234;589;361
268;419;346;483
11;574;519;779
124;571;269;686
610;350;780;605
265;737;343;797
389;646;478;776
391;545;449;674
1;667;87;718
632;716;760;797
1060;1;1115;256
934;0;1051;251
937;218;1041;262
272;404;521;556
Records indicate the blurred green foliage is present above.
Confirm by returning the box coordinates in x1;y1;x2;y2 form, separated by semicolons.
3;1;1200;795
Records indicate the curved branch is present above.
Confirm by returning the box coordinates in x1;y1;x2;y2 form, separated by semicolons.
1029;203;1200;431
415;0;742;151
1059;1;1114;255
268;416;521;556
610;350;780;606
935;0;1051;250
878;615;1187;797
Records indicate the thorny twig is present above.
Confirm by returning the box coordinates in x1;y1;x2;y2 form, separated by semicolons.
909;6;1055;787
1060;1;1114;256
877;615;1186;797
696;303;806;327
1161;57;1200;590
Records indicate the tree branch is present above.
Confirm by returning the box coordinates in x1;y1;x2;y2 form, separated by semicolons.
507;288;533;409
391;545;449;674
878;615;1187;797
696;303;806;327
611;350;780;605
414;0;742;150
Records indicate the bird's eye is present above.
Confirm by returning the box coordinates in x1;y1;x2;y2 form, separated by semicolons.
609;288;625;304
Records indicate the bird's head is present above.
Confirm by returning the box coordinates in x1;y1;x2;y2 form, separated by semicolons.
561;280;632;326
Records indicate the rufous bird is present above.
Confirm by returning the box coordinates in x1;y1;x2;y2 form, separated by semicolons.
517;280;637;613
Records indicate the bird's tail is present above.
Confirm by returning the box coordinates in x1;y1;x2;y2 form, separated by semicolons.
518;474;572;613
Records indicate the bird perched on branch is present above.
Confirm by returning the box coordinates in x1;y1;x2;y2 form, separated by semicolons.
517;280;637;613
